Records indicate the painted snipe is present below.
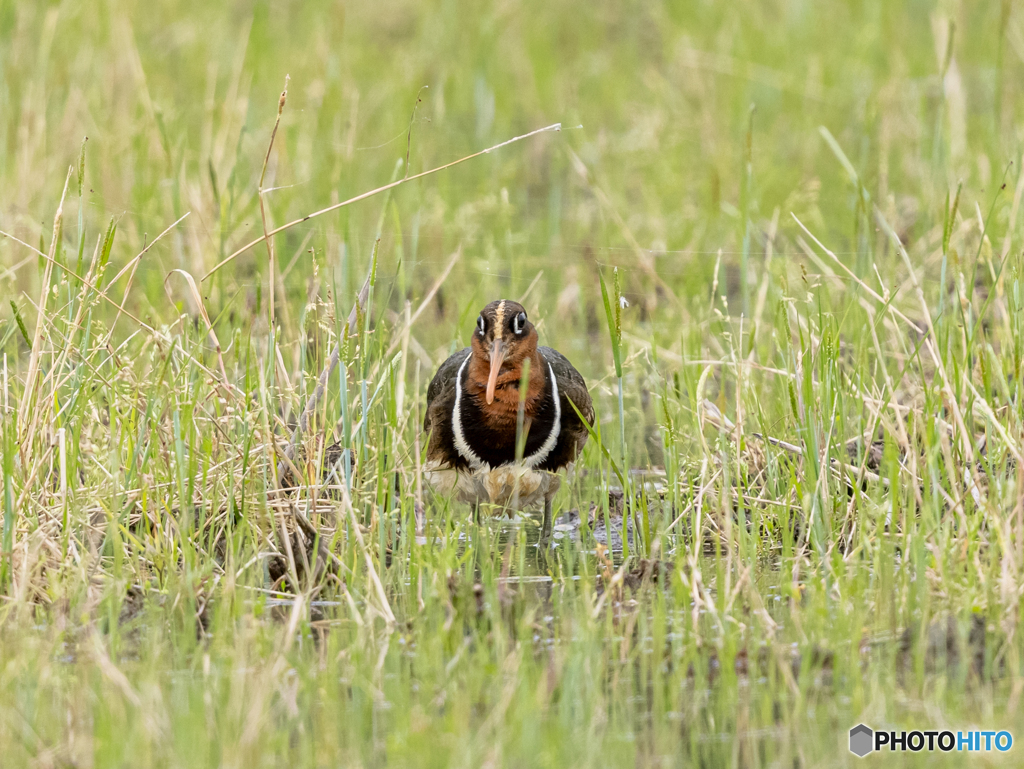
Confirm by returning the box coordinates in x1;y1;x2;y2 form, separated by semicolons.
423;299;594;536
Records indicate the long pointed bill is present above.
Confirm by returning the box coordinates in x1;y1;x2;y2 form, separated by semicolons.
485;339;504;404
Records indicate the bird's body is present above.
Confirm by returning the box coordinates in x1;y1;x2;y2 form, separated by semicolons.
423;301;594;534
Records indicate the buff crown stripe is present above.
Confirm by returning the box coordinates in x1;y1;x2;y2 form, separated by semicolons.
494;300;506;332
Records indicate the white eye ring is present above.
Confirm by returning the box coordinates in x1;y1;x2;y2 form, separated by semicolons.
513;312;527;335
477;315;486;335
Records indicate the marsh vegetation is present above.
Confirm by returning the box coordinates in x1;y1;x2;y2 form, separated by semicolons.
2;1;1024;766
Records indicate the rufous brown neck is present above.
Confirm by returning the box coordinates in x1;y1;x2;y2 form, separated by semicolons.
466;348;546;428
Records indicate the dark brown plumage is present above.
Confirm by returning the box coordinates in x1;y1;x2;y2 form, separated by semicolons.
423;300;594;535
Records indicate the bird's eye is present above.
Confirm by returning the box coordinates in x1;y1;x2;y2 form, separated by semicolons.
476;315;486;335
513;311;527;335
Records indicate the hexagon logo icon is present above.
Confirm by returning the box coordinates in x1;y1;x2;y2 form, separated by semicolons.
849;724;874;757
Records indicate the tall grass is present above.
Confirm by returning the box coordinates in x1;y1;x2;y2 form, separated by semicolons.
2;0;1024;766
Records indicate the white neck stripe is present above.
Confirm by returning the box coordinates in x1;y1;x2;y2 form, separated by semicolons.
521;362;561;468
451;354;486;469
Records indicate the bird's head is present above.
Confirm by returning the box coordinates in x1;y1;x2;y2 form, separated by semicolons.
469;299;538;404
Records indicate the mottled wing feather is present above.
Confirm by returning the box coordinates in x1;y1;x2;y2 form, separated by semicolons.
539;346;594;459
423;347;471;466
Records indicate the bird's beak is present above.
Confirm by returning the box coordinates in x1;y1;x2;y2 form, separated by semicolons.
485;339;504;404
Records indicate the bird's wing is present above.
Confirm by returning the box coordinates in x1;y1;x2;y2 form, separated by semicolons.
539;346;594;427
423;347;471;435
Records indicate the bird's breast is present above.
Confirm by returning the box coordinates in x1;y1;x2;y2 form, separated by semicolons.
451;356;562;470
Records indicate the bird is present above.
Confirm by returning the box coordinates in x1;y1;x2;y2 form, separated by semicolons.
423;299;594;537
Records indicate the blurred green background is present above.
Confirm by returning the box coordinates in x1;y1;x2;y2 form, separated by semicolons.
3;0;1018;357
